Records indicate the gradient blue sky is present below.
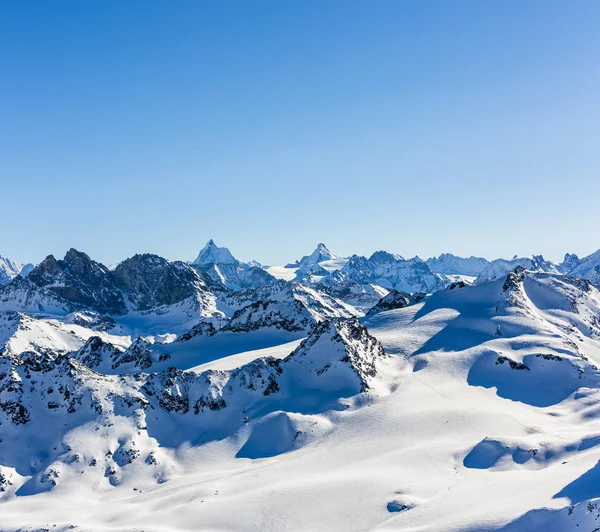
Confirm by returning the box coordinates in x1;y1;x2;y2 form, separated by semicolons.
1;1;599;266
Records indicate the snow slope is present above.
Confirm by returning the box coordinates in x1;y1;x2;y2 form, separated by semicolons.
4;258;600;531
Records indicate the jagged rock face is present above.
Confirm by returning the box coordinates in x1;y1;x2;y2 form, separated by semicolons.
111;338;154;371
219;280;357;322
72;335;175;375
27;249;127;315
176;321;217;342
143;318;385;417
0;314;384;497
281;318;386;393
425;254;490;277
142;358;284;415
71;336;124;369
21;250;222;317
223;299;313;333
328;252;445;293
113;255;211;311
365;290;425;318
502;266;527;292
0;352;145;427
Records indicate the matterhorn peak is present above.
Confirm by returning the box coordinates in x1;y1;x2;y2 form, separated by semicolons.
193;239;238;266
296;243;337;270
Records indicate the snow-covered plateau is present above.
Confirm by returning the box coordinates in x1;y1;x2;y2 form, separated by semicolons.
2;242;600;531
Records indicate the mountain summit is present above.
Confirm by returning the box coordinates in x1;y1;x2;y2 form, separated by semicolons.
0;256;33;285
297;243;337;269
193;239;238;266
192;240;275;290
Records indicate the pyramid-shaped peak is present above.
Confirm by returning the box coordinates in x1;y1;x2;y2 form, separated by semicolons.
296;243;337;270
193;239;238;266
314;243;334;256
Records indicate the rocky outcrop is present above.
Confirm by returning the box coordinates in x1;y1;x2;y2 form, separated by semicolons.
365;290;425;318
113;254;214;311
27;249;127;314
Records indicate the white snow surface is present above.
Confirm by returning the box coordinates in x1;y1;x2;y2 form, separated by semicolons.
5;265;600;531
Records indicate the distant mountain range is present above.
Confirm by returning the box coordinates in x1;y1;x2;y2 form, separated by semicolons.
2;240;600;530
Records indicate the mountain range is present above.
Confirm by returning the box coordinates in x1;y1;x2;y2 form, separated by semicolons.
2;241;600;531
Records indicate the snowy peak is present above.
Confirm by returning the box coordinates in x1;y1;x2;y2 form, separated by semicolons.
558;252;582;273
562;248;600;286
193;240;237;266
369;250;404;263
192;240;275;290
283;318;386;393
113;254;214;311
27;249;126;315
296;243;337;269
0;256;27;285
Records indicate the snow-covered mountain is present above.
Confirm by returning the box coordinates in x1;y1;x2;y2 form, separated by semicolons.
426;253;489;277
193;238;238;265
294;242;337;269
18;249;223;321
0;316;384;498
559;248;600;286
192;240;275;290
218;280;359;326
264;243;348;283
0;256;33;285
475;254;559;283
324;251;447;293
558;252;583;274
0;276;79;315
5;242;600;531
26;249;128;314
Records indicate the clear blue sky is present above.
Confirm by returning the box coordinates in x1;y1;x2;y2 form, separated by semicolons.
1;1;599;266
